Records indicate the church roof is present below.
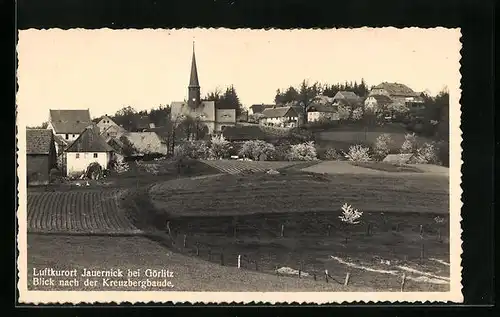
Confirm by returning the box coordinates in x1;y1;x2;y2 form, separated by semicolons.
189;43;200;88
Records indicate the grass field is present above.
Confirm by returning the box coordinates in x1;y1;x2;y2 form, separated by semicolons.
27;234;369;292
350;162;424;173
138;169;450;291
26;159;451;292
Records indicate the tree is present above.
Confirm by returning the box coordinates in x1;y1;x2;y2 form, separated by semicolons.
148;104;171;127
114;106;138;131
27;121;48;129
206;85;244;117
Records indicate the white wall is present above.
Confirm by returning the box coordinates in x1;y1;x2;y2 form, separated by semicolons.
308;111;340;122
66;152;110;177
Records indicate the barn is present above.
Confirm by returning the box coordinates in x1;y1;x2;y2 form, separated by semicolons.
26;129;57;185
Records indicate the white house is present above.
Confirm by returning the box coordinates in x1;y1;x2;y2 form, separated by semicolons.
306;104;339;122
96;115;120;133
64;126;114;177
261;106;300;127
47;109;92;143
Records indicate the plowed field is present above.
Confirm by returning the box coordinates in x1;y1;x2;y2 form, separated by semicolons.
27;190;140;234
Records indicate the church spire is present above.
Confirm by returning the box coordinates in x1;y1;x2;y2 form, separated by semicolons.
189;41;200;88
188;41;201;108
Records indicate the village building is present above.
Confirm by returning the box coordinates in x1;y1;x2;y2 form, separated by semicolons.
100;124;127;140
47;109;93;155
260;106;300;128
96;115;120;133
306;103;340;122
364;94;393;111
332;91;362;107
26;129;57;185
117;132;168;158
368;82;425;106
64;126;114;177
366;82;426;118
170;44;236;134
249;104;275;115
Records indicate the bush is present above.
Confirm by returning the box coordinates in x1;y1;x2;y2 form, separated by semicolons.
351;107;364;121
208;134;231;160
344;144;372;162
85;162;103;180
238;140;276;161
373;133;393;161
287;141;318;161
412;142;440;165
173;140;210;160
271;141;291;161
400;132;418;154
324;148;343;160
338;105;351;121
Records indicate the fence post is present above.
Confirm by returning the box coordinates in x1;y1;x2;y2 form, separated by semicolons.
208;249;212;261
400;273;406;292
237;255;241;269
324;270;329;283
420;243;425;261
195;244;199;256
166;221;172;237
344;272;351;286
183;234;187;248
254;260;258;271
366;223;371;236
419;224;424;237
327;224;331;237
281;224;285;237
313;273;317;281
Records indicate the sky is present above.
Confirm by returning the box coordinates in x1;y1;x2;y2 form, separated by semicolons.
17;28;461;127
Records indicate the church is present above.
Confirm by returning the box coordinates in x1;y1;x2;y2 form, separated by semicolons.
170;44;236;134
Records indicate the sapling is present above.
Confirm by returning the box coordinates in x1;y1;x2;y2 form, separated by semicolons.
339;203;363;244
434;216;445;242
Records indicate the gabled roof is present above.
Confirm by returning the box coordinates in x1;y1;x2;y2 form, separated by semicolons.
120;132;167;154
65;125;114;152
334;91;360;101
26;129;54;155
170;100;216;122
262;106;298;118
49;109;92;134
250;104;275;114
100;124;126;136
368;94;393;105
372;82;419;97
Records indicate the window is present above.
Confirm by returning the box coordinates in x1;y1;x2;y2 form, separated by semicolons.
65;134;69;140
93;153;98;158
72;134;75;137
75;153;80;159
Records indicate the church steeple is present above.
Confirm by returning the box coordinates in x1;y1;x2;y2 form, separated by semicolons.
188;42;201;108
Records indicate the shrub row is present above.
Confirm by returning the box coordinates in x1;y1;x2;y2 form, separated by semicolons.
172;132;447;166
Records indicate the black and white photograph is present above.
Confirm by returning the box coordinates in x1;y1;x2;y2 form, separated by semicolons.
16;27;462;303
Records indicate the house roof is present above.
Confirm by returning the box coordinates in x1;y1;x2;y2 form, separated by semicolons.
307;103;338;113
262;106;298;118
49;109;92;134
65;125;114;152
120;132;167;154
372;82;419;97
312;95;335;104
334;91;360;101
369;94;393;105
250;104;275;114
100;124;126;136
222;125;272;141
26;129;54;155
